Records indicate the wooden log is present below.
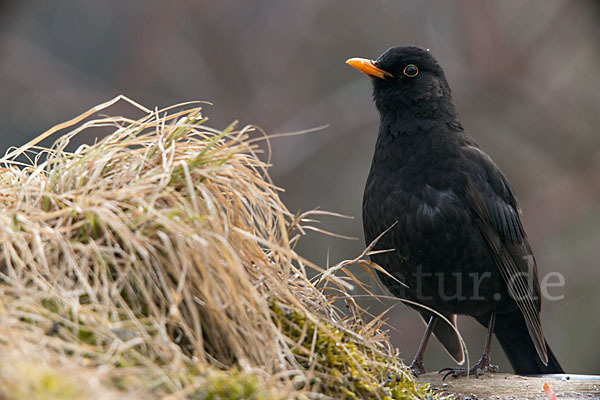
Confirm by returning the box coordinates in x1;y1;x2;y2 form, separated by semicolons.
419;372;600;399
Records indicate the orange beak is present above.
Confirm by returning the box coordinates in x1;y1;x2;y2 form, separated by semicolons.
346;57;393;79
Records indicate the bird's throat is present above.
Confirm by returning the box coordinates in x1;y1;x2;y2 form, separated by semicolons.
371;112;463;173
376;114;441;146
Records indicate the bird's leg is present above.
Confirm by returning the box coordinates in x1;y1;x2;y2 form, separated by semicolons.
409;316;436;376
439;312;499;380
475;312;499;374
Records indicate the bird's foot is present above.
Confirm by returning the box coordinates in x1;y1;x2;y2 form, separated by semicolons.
438;356;498;380
409;359;426;377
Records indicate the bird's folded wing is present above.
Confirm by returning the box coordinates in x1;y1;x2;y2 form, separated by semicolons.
464;168;548;365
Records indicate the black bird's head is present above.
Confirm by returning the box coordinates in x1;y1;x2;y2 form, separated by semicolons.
347;46;457;121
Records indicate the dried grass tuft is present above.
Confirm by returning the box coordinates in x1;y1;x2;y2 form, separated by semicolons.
0;97;434;399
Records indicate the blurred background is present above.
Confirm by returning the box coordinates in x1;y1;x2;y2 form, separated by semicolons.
0;0;598;373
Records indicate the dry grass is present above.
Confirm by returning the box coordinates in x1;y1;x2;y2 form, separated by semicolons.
0;96;434;399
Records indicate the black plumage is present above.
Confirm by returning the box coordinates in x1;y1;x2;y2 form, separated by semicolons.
347;46;563;377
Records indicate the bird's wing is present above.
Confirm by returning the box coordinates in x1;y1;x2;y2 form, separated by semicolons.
463;144;548;365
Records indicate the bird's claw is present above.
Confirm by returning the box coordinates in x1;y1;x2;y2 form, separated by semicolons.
409;359;426;377
438;358;499;380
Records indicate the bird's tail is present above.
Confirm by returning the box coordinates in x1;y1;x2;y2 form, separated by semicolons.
479;309;564;374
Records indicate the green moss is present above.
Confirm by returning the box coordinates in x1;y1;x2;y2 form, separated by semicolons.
271;302;435;400
195;370;273;400
0;362;86;400
41;298;60;314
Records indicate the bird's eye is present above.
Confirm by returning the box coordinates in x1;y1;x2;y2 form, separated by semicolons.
403;64;418;77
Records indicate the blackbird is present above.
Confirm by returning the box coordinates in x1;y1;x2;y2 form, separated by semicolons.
346;46;563;378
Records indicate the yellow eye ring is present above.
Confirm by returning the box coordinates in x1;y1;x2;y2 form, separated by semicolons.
403;64;418;77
